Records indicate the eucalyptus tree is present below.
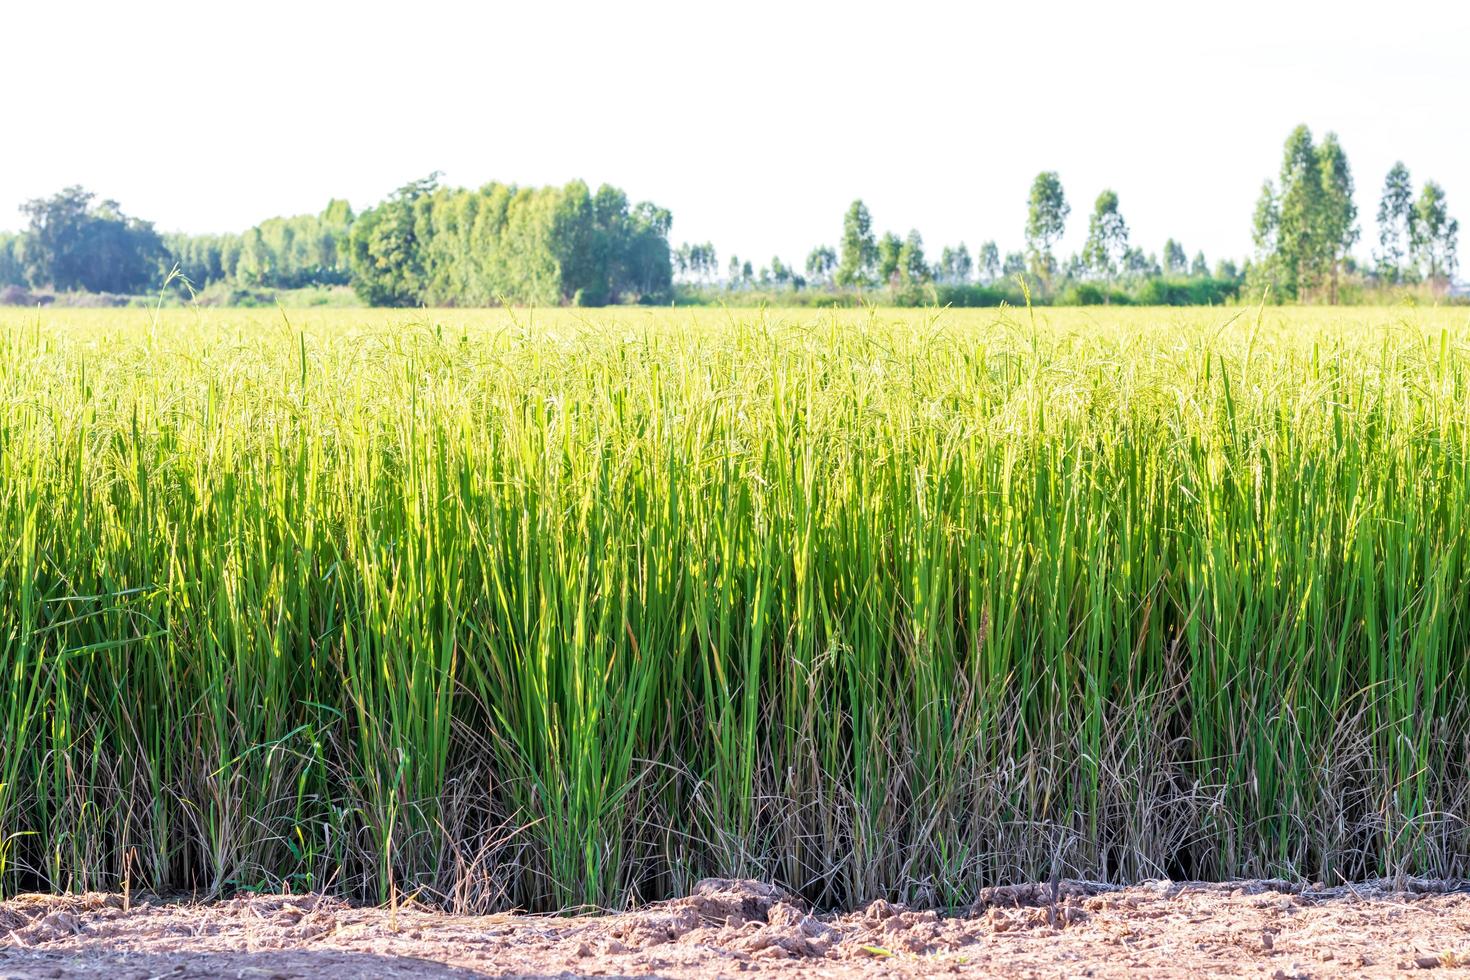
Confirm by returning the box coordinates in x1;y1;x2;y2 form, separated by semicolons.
1376;163;1416;282
1413;181;1459;286
1025;171;1070;281
837;200;877;286
1082;190;1128;279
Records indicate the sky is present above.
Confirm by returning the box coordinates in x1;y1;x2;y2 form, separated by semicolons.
4;0;1466;273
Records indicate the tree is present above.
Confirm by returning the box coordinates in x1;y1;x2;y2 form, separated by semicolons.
898;230;928;285
1251;179;1279;283
675;242;717;283
977;241;1000;282
1002;251;1027;277
936;243;972;284
345;174;673;307
1190;251;1209;277
1276;126;1326;298
770;255;791;286
1082;190;1128;279
1252;125;1354;300
1413;181;1459;287
1122;247;1158;279
1162;239;1188;275
1025;171;1070;282
877;231;903;286
347;174;438;305
696;243;718;282
837;200;877;286
20;186;164;293
1376;162;1416;282
805;245;837;286
0;233;27;287
1316;132;1358;303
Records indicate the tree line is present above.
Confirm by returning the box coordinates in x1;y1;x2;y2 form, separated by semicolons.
2;125;1460;306
1252;126;1457;300
675;124;1459;305
1;177;676;306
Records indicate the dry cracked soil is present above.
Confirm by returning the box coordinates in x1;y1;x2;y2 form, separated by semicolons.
4;877;1470;978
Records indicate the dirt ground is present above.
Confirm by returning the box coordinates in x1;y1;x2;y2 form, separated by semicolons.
3;877;1470;979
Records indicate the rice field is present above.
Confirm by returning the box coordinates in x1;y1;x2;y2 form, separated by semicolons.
2;303;1469;913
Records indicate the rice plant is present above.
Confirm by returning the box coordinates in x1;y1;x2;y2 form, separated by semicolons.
2;304;1469;911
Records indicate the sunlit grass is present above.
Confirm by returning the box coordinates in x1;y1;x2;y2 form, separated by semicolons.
2;304;1468;910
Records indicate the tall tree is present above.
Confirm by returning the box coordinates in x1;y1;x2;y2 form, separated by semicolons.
1082;190;1128;279
1253;125;1347;300
1190;251;1209;277
1376;162;1416;282
1251;179;1279;275
1413;181;1460;287
805;245;836;286
877;231;903;286
1123;247;1158;279
0;233;26;287
898;230;928;285
977;241;1000;283
677;242;717;283
1025;171;1070;282
937;243;972;284
346;174;438;305
1275;125;1326;298
837;200;877;286
20;186;164;293
1162;239;1188;275
1316;132;1358;304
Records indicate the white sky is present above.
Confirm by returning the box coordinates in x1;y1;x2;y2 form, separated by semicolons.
4;0;1466;272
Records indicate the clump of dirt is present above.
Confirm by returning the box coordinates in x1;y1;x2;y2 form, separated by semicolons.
0;892;126;942
609;877;840;958
5;877;1470;978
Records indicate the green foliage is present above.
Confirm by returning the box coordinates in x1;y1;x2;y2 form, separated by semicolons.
1132;275;1239;305
935;243;972;284
1025;171;1070;280
675;242;719;283
19;186;164;293
877;231;903;286
977;241;1000;282
345;175;436;306
5;306;1470;913
1376;162;1417;282
1252;125;1358;301
1082;190;1128;278
1162;238;1188;275
346;177;673;307
1413;181;1459;285
898;230;928;285
0;234;25;287
805;245;837;286
1316;133;1358;302
837;200;877;286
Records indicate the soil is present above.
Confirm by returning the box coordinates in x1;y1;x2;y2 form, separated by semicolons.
3;877;1470;978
